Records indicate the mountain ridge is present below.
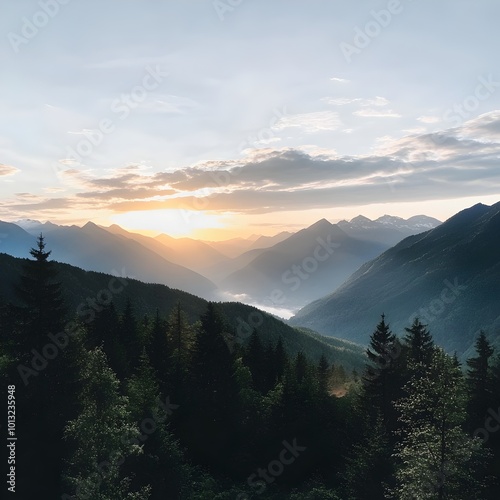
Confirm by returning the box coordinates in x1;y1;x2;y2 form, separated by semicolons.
290;202;500;357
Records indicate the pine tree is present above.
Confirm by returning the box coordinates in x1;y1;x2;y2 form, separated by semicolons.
146;309;170;395
266;336;288;389
10;235;73;497
392;348;491;499
242;329;267;393
125;350;192;499
404;317;434;369
120;298;141;374
317;354;330;397
15;234;66;348
188;303;239;469
166;302;194;395
295;351;308;386
191;303;236;412
363;314;400;426
89;302;128;379
466;331;494;432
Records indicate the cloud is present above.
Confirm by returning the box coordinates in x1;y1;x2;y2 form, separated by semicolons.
5;111;500;218
354;108;401;118
8;198;71;212
135;94;198;114
323;95;399;117
272;111;342;133
323;96;389;107
0;164;20;177
330;77;350;83
323;97;361;106
418;115;441;124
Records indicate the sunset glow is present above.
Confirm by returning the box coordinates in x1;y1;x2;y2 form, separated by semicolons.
111;209;227;238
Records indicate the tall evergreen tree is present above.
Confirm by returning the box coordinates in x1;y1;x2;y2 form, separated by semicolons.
88;302;128;379
190;303;236;411
120;298;141;374
242;329;267;393
10;235;73;497
295;351;308;386
317;354;331;397
146;309;170;395
125;350;192;499
466;331;495;432
187;303;239;469
266;335;288;390
166;302;194;396
363;314;400;426
15;234;66;346
404;317;434;369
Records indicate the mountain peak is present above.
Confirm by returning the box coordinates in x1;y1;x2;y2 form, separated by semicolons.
376;215;405;224
306;218;332;230
441;203;491;230
15;218;43;229
83;221;99;229
350;215;372;224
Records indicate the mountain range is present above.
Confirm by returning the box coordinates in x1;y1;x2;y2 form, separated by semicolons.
338;214;442;246
4;214;440;313
219;215;440;311
6;205;497;359
290;202;500;358
2;220;216;299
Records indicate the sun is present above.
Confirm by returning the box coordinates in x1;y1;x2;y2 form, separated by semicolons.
110;209;226;238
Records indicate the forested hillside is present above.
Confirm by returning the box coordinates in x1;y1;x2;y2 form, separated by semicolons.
1;237;499;498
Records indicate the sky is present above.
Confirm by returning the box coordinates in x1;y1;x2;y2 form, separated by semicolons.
1;0;500;239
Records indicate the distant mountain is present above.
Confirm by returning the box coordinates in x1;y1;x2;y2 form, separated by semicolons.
205;236;260;258
154;233;228;275
291;202;500;357
0;252;365;370
197;232;292;283
2;220;217;299
100;224;228;278
220;218;388;311
246;231;293;251
202;247;271;284
337;214;441;246
0;221;37;258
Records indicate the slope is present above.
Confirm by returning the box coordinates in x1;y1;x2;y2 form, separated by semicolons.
291;202;500;356
0;252;365;370
221;218;388;311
